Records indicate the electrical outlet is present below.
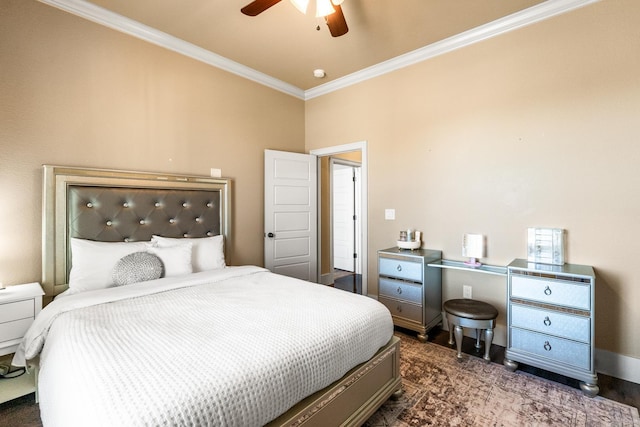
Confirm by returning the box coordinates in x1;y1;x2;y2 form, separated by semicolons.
463;285;472;299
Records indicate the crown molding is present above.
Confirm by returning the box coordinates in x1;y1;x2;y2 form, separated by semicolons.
305;0;599;100
38;0;306;100
40;0;598;101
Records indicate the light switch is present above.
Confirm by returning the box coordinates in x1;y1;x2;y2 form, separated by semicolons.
210;168;222;178
385;209;395;220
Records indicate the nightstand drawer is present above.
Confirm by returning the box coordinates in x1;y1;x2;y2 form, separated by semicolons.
0;318;33;343
511;275;590;310
379;278;422;304
379;296;422;323
510;327;590;371
0;300;34;324
511;303;590;343
379;257;422;282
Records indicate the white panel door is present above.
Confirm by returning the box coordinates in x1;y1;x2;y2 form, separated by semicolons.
264;149;317;282
333;164;355;272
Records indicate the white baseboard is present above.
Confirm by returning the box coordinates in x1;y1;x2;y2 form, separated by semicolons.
595;348;640;385
319;273;332;286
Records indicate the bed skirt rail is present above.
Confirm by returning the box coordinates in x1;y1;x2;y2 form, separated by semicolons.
266;335;401;427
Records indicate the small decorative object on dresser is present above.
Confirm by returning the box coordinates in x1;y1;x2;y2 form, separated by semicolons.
0;282;44;403
397;229;422;250
378;248;442;342
462;233;486;267
504;259;598;396
527;227;565;265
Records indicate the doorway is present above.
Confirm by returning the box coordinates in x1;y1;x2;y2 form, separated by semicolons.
310;141;368;297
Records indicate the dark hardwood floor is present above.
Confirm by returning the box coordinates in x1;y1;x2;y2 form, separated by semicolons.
332;270;362;294
0;392;40;427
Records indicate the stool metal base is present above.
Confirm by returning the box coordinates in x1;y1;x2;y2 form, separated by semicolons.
446;313;495;363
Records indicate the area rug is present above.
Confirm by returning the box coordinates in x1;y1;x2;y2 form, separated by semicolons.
364;332;640;427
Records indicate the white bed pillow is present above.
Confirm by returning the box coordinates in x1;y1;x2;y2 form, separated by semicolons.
145;242;193;277
151;235;225;271
68;238;150;294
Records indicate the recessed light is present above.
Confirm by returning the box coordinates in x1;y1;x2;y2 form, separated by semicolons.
313;69;326;78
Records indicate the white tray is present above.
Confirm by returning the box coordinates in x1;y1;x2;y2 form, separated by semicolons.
397;240;421;250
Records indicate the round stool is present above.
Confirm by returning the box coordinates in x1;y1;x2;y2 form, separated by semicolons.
443;299;498;362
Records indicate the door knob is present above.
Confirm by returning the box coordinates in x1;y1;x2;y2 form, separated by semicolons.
266;232;275;238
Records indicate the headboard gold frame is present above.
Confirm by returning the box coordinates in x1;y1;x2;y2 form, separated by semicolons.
42;165;232;298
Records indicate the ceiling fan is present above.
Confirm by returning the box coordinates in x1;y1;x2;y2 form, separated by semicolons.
241;0;349;37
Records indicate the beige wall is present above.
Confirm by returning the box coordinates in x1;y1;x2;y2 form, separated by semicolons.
306;0;640;357
0;0;305;286
2;0;639;360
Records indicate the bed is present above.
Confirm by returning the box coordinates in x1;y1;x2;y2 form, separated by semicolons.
13;165;401;427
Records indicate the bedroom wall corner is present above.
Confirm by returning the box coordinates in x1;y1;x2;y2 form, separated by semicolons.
304;0;640;371
0;0;305;287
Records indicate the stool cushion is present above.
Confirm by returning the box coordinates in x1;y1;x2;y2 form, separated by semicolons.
443;299;498;320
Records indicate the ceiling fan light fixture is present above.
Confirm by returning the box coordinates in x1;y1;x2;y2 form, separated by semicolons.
290;0;309;14
315;0;335;17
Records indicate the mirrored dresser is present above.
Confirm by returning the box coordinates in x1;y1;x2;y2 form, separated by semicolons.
504;259;598;396
377;248;442;342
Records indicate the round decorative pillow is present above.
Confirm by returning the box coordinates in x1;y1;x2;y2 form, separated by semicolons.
112;251;164;286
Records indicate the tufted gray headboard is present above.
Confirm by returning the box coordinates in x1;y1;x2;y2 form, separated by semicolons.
42;165;231;298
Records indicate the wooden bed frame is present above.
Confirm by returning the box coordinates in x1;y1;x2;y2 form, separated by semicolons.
40;165;401;426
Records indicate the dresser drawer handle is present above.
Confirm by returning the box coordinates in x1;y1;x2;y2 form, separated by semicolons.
396;287;403;295
544;286;552;296
396;265;402;272
543;316;551;326
544;341;552;351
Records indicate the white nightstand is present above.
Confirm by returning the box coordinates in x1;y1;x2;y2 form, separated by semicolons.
0;282;44;403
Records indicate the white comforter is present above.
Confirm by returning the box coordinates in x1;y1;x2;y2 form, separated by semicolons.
14;266;393;427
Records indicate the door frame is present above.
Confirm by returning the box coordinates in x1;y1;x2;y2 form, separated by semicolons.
311;141;369;297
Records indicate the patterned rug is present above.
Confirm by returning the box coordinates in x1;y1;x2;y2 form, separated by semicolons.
365;332;640;427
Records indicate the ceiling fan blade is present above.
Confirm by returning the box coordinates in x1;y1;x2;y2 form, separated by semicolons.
326;4;348;37
241;0;282;16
